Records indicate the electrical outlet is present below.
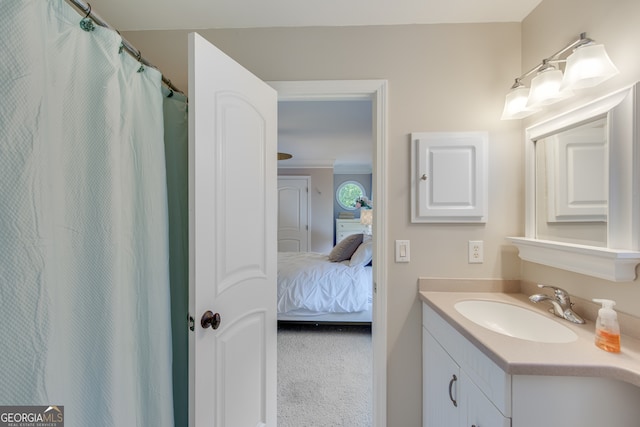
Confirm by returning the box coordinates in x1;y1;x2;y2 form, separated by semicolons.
468;240;483;264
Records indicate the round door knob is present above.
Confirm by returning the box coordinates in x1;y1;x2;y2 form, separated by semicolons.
201;310;221;330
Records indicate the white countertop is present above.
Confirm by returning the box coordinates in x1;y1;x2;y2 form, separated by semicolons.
419;290;640;388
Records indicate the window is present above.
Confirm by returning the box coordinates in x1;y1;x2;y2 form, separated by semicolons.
336;181;366;210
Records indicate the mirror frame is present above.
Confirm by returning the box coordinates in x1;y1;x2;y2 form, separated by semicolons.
509;82;640;282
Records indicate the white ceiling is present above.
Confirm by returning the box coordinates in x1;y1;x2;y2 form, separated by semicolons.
278;100;373;172
75;0;541;173
79;0;541;31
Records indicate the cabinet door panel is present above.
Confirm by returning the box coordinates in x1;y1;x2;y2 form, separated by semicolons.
461;372;511;427
411;132;488;223
423;327;460;427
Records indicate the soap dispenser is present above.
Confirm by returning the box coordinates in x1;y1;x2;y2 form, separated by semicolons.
593;299;621;353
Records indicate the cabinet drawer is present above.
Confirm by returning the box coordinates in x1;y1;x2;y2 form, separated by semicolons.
423;303;511;417
337;231;361;241
335;219;368;243
336;221;367;230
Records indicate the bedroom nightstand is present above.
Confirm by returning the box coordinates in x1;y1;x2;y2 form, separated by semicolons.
336;219;368;243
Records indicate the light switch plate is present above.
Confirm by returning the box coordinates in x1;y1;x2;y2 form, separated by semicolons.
395;240;410;263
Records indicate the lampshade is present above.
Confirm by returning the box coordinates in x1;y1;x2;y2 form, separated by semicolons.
360;209;373;226
526;67;571;109
360;209;372;235
501;85;538;120
560;43;619;91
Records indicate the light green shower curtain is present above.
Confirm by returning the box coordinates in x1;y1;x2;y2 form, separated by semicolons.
0;1;178;425
163;88;189;427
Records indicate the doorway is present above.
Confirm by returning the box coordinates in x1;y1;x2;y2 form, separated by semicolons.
269;80;388;427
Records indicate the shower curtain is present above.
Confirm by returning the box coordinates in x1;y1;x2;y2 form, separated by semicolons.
163;88;189;427
0;1;181;425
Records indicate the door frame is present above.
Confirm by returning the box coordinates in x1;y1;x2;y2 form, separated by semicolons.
268;79;388;427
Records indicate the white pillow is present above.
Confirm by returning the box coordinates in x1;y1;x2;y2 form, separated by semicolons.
349;240;373;267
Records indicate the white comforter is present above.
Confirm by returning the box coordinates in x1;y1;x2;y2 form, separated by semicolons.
277;252;372;315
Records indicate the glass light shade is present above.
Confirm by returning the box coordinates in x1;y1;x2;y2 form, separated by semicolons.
501;86;537;120
560;44;619;91
526;68;572;108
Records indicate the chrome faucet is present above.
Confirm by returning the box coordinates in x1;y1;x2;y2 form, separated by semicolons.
529;284;585;324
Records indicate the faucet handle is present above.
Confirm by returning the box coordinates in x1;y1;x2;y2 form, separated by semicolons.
537;284;572;304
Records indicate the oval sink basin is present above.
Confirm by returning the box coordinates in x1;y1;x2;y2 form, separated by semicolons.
454;300;578;343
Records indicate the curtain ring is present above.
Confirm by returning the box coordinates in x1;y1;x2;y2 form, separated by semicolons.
166;80;174;97
79;2;95;31
136;50;145;72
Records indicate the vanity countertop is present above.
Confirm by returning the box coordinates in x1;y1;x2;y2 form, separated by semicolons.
419;290;640;388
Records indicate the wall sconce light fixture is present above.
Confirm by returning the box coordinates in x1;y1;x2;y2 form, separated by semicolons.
501;33;619;120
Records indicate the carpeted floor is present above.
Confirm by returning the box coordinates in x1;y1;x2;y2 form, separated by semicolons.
277;323;373;427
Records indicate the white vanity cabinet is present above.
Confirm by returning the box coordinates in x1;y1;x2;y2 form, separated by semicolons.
423;304;510;427
423;301;640;427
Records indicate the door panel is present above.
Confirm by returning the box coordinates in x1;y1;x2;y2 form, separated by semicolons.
188;32;277;427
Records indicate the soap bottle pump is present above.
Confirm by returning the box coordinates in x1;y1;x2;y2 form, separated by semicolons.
593;299;621;353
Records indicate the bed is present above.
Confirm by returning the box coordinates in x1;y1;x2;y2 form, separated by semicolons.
277;234;373;323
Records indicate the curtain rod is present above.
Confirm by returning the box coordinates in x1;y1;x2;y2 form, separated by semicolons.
66;0;184;96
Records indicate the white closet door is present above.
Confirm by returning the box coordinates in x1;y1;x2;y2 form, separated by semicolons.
277;176;310;252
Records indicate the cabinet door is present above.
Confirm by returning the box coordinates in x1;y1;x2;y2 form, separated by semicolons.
411;132;488;223
423;327;460;427
461;372;511;427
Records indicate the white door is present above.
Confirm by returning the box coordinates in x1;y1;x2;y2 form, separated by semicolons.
188;32;277;427
277;176;310;252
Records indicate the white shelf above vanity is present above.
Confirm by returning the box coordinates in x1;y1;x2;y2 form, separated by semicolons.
507;237;640;282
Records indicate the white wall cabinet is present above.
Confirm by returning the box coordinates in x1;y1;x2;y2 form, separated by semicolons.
423;302;640;427
335;219;368;243
411;132;488;223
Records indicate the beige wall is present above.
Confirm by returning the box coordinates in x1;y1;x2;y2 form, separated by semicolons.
121;1;640;423
123;23;522;426
277;168;334;253
520;0;640;317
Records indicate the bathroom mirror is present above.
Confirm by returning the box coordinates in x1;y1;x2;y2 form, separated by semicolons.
508;82;640;282
535;116;608;247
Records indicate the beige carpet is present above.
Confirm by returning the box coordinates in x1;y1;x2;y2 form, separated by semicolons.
277;324;372;427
